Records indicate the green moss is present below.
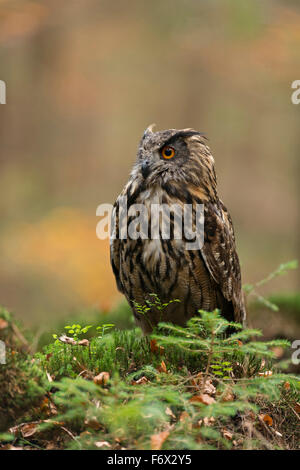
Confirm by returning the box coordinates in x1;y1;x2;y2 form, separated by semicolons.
0;309;46;431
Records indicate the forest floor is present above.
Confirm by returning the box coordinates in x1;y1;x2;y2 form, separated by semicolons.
0;289;299;451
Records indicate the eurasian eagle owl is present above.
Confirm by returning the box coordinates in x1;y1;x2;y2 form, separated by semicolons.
110;126;246;333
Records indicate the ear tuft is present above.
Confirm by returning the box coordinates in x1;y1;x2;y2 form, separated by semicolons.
143;123;156;138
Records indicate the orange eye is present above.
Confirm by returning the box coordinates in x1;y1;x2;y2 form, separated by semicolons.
161;146;175;159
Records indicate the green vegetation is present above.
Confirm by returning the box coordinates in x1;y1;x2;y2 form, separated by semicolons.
0;308;299;450
0;262;299;450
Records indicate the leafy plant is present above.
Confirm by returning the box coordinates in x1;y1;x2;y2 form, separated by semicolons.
96;323;115;338
133;293;180;330
52;323;93;342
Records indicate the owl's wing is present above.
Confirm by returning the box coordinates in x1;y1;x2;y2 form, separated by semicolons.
110;199;124;293
199;200;246;325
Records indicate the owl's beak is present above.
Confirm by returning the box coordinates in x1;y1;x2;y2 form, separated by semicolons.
141;159;151;179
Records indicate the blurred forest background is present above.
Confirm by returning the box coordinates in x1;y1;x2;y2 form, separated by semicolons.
0;0;299;334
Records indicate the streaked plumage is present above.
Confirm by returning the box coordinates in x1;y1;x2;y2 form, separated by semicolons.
110;126;246;333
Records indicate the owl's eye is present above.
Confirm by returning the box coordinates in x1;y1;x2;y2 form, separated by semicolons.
161;146;175;160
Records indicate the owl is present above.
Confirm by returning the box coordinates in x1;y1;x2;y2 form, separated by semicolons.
110;126;246;333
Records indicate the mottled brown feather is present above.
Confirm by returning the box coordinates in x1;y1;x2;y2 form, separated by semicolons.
110;128;246;333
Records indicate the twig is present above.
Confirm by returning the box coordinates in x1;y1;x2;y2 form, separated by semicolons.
287;403;300;421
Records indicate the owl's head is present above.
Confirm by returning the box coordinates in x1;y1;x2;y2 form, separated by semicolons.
132;125;217;198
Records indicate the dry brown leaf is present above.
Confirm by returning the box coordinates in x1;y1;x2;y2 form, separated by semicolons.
0;318;8;330
84;416;102;430
259;414;273;426
222;429;233;440
258;370;273;377
1;444;23;450
151;430;170;450
131;376;149;385
49;401;58;416
165;407;176;419
283;381;290;391
179;411;189;422
40;396;57;416
10;422;39;438
190;373;216;395
21;423;39;438
150;339;164;354
45;442;57;450
58;335;77;345
203;380;216;395
247;410;256;421
203;416;215;427
156;360;167;373
93;371;110;386
95;441;111;448
10;419;64;438
294;402;300;413
221;389;234;402
150;339;158;353
189;394;216;405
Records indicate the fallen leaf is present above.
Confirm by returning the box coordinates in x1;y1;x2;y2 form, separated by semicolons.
151;430;170;450
156;360;167;373
283;381;290;391
165;407;176;419
179;411;189;422
0;319;8;330
258;370;273;377
190;373;216;395
294;403;300;413
189;394;216;405
203;416;215;427
45;442;57;450
58;335;77;345
84;416;102;430
246;410;256;421
222;429;233;440
221;389;234;402
150;339;164;354
10;422;39;438
93;371;110;386
95;441;111;448
131;376;149;385
1;445;22;450
49;401;58;416
259;414;273;426
150;339;158;353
